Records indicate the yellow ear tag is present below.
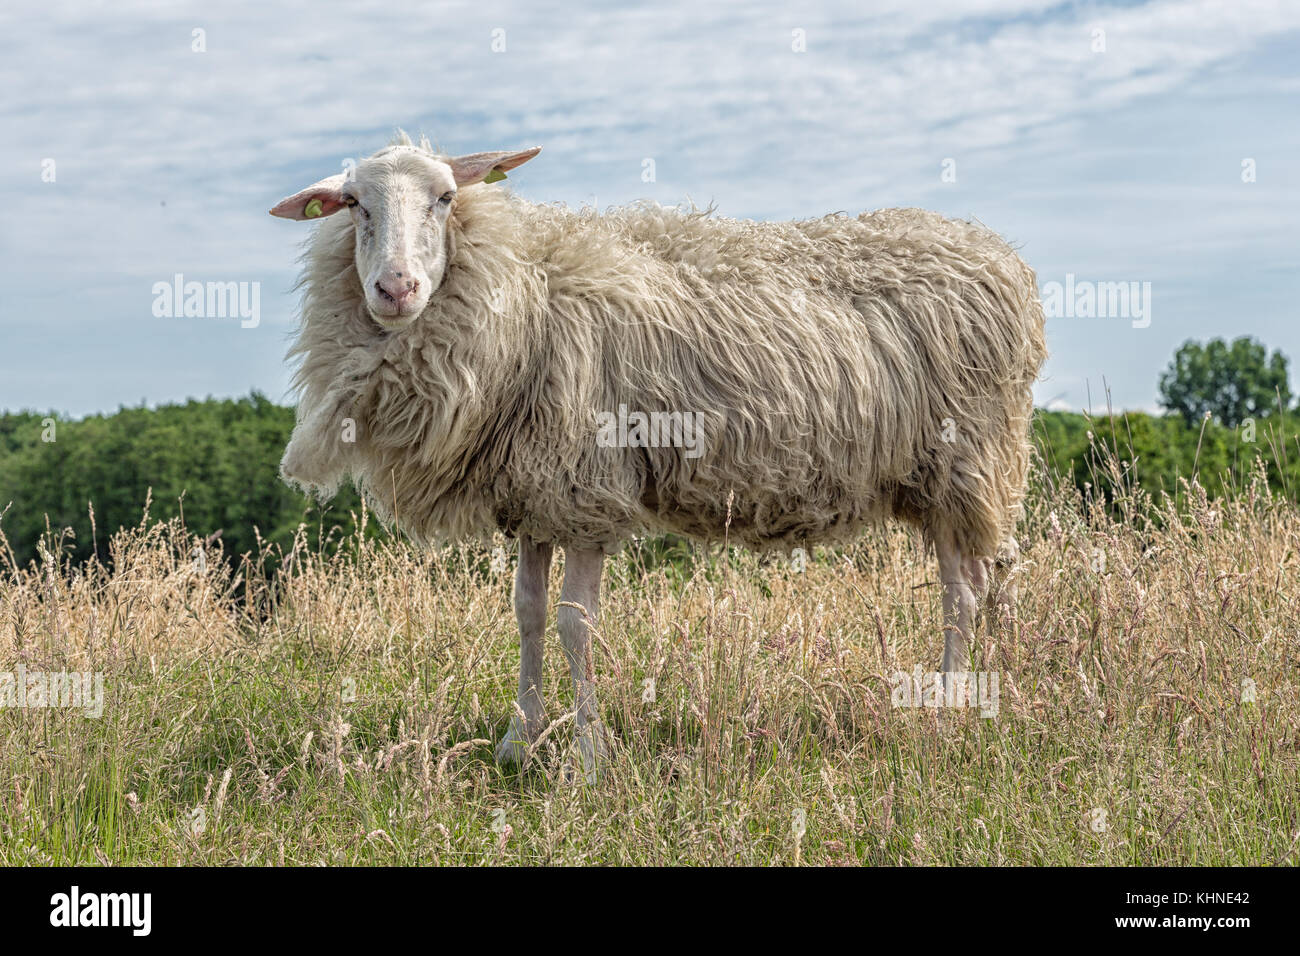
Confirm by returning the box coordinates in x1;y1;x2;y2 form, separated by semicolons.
483;167;507;184
304;198;323;218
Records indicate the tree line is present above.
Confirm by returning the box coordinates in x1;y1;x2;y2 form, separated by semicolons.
0;337;1294;570
0;393;364;569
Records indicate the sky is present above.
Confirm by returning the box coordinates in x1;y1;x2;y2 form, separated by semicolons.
1;0;1297;418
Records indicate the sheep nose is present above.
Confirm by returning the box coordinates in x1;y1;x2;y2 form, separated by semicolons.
376;272;419;306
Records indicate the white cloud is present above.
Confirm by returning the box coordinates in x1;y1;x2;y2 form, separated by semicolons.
1;0;1297;414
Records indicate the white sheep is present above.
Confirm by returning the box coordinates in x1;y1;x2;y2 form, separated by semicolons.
271;133;1047;779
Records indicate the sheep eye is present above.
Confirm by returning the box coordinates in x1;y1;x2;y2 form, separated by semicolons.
438;191;455;205
343;195;358;208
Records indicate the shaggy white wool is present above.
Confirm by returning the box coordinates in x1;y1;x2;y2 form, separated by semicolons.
283;137;1047;560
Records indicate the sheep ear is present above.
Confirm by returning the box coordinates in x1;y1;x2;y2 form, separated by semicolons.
269;174;348;220
447;147;541;186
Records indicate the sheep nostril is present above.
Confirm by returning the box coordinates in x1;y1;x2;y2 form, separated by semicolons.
375;276;420;308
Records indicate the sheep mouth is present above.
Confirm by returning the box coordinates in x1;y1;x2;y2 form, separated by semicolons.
369;310;418;331
365;301;423;329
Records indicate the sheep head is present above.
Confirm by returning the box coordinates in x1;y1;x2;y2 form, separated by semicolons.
271;143;540;329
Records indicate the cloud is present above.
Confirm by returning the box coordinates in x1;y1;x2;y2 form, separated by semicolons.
1;0;1297;415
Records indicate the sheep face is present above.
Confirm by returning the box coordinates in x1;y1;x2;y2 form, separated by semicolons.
271;143;541;330
343;149;456;327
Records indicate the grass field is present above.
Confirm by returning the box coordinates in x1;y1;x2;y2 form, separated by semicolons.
2;455;1298;866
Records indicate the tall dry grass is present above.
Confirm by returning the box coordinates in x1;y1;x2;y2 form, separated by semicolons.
1;455;1297;865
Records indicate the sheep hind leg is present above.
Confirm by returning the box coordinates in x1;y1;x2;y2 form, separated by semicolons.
557;546;611;784
937;532;987;677
989;535;1020;622
495;538;553;767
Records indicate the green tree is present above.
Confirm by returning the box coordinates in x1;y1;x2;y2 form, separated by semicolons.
0;394;368;570
1158;337;1291;427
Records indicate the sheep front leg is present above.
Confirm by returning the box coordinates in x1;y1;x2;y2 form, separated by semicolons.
495;538;553;767
558;546;610;783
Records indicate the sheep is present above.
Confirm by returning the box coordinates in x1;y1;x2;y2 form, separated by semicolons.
271;132;1048;779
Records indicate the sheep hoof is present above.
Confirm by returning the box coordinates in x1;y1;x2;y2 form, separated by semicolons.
494;714;533;767
564;720;612;785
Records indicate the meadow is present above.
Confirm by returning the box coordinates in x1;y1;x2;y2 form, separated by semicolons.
1;448;1297;866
